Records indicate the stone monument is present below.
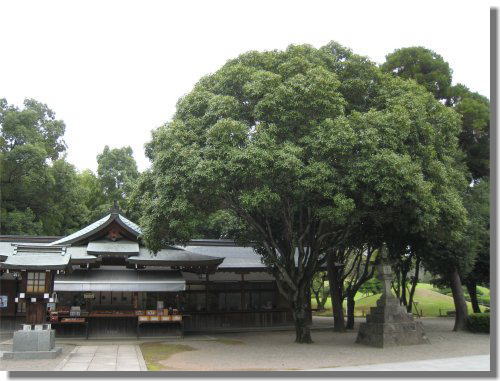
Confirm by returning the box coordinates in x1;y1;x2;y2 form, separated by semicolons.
356;247;429;347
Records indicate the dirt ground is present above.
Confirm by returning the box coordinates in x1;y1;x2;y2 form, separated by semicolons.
154;317;490;371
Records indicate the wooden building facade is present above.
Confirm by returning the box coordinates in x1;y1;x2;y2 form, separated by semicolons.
0;213;303;337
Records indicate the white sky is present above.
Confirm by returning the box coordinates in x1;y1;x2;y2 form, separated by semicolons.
0;0;494;173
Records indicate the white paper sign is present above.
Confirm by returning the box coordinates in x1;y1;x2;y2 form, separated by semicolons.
0;295;7;308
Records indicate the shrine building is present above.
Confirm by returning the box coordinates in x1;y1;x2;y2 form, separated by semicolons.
0;211;304;338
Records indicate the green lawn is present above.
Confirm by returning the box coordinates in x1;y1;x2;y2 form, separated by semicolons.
312;283;488;317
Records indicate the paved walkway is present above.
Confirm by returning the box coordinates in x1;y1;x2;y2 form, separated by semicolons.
307;355;490;371
54;344;147;371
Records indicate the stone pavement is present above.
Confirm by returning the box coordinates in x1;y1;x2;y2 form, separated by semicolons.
306;355;490;371
54;344;147;371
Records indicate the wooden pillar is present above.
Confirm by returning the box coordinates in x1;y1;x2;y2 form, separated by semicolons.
240;273;245;310
132;292;138;309
205;273;209;312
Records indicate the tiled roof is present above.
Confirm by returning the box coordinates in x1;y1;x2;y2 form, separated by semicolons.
0;245;71;270
50;214;141;246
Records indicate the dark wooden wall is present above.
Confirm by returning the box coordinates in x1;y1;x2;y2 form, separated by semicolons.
0;278;18;317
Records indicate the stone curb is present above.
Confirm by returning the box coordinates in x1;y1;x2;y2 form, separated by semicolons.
135;345;148;371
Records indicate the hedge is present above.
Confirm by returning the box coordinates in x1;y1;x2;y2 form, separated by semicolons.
466;313;490;333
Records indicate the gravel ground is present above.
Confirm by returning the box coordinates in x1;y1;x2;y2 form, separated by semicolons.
155;317;490;371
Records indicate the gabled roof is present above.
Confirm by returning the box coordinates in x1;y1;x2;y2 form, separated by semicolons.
50;213;142;246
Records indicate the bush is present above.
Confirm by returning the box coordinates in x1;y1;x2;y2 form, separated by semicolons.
435;287;452;296
478;295;490;306
466;313;490;333
359;277;382;296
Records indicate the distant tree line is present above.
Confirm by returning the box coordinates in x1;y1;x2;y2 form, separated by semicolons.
0;99;140;236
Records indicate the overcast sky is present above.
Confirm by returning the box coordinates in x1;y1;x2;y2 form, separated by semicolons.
0;1;493;172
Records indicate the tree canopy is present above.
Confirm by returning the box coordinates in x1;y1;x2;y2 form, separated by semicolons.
0;99;88;235
0;99;141;235
382;47;490;181
381;46;453;100
96;145;140;219
138;41;470;341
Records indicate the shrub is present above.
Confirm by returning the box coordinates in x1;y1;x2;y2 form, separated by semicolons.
466;313;490;333
435;287;452;295
478;295;490;306
359;278;382;296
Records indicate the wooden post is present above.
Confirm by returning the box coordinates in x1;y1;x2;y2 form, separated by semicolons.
240;273;245;310
205;273;209;312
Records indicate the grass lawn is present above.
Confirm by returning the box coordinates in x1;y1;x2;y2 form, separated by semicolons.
140;342;195;371
312;283;488;317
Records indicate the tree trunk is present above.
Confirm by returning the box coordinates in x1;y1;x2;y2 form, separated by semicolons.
327;255;345;332
466;280;481;313
292;287;313;343
449;267;469;331
318;289;328;311
346;293;356;329
400;270;408;307
407;257;421;313
312;289;322;310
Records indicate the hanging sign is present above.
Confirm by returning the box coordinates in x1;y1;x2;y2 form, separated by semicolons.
84;292;95;299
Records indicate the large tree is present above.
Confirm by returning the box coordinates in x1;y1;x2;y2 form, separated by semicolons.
0;98;88;235
382;46;490;329
462;179;490;313
381;46;452;101
138;42;468;342
448;85;490;181
96;145;140;218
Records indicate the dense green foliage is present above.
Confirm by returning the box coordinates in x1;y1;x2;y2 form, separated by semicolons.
0;98;140;235
97;146;139;210
358;277;382;296
381;47;452;100
463;180;490;284
0;99;88;235
381;46;490;329
466;313;490;333
137;41;471;341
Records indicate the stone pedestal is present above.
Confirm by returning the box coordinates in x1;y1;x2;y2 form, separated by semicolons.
356;295;429;347
355;248;430;348
2;324;62;359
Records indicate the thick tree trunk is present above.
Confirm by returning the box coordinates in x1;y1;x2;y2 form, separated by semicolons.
292;288;313;343
346;293;356;329
466;280;481;313
449;267;469;331
327;255;345;332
